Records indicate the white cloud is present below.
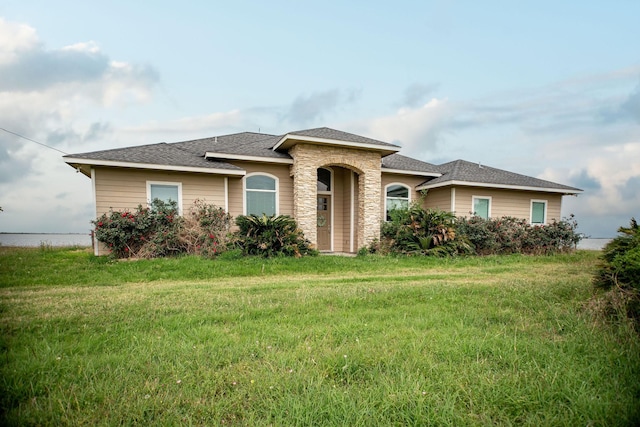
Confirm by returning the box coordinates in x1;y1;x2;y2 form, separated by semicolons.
0;17;38;64
0;17;159;183
355;98;454;156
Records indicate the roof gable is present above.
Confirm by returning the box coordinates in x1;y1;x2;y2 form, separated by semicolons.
272;127;400;156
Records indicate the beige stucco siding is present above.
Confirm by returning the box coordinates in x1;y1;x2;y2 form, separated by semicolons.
422;187;452;212
453;186;562;222
226;162;294;219
94;167;226;216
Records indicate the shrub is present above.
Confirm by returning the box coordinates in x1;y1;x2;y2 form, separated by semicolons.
593;218;640;326
93;199;232;259
233;214;316;258
456;214;581;256
93;199;178;258
376;203;472;256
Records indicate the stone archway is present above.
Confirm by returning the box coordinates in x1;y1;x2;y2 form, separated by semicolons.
289;144;382;251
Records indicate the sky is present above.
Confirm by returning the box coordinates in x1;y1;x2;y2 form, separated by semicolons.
0;1;639;238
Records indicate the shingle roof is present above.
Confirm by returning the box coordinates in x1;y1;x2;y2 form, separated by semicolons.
286;127;399;149
64;143;243;171
63;130;581;194
418;159;582;193
382;154;441;174
173;132;290;159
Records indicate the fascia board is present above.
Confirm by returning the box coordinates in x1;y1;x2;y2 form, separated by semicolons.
204;152;293;164
273;134;400;154
382;168;442;177
416;180;583;194
64;158;247;176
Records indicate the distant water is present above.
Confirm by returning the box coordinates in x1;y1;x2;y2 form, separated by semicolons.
0;233;92;247
577;238;612;251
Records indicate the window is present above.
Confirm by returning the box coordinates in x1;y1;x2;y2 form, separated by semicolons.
386;184;410;221
472;196;491;219
147;181;182;213
317;168;331;192
245;173;277;216
531;200;547;225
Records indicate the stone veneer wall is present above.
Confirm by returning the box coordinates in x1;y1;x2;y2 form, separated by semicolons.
289;143;382;250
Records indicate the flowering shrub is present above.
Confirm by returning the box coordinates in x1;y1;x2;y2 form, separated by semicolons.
232;214;316;258
93;199;231;259
456;214;581;255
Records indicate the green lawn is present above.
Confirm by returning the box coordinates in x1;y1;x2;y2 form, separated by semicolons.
1;248;638;426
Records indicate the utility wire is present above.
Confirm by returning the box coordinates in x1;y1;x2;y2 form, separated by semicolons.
0;127;69;155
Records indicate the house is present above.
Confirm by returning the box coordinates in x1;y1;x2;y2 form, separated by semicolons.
63;127;582;255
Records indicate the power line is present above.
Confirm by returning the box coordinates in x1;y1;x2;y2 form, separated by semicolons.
0;127;69;155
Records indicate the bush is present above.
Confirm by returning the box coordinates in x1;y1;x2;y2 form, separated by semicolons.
456;214;581;255
376;203;472;256
593;218;640;326
233;214;316;258
93;199;232;259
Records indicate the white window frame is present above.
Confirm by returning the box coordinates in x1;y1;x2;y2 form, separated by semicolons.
472;195;492;219
385;183;411;221
146;181;183;214
530;199;548;225
243;172;279;216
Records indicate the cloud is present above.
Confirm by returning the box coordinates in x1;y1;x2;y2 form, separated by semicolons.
401;82;440;108
0;18;159;183
621;80;640;123
355;98;454;156
287;89;360;125
569;169;600;191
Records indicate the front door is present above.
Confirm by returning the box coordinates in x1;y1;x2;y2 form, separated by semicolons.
317;195;331;251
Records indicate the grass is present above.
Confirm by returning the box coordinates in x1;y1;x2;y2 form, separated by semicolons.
1;247;639;426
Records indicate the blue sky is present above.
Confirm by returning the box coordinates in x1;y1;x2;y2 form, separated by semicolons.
1;1;639;237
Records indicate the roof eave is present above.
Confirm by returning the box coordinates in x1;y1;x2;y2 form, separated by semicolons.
382;168;442;177
273;134;400;156
416;180;583;194
63;157;247;176
204;152;293;164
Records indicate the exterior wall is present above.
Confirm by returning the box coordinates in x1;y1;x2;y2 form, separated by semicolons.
329;166;359;253
453;186;563;222
94;167;226;215
289;144;381;249
226;162;293;219
93;167;227;255
422;187;452;212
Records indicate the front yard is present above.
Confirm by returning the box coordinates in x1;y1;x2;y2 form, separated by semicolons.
1;248;638;425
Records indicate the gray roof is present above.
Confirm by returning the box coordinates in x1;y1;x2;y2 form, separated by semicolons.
286;127;400;149
382;154;441;174
64;142;243;171
63;129;580;194
419;159;582;192
173;132;290;160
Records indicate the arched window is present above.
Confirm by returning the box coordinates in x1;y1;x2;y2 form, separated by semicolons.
245;173;277;216
317;168;332;192
385;184;410;221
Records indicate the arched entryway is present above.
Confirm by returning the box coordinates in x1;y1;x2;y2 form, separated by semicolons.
289;143;382;252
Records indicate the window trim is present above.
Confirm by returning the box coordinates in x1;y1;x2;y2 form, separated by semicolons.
243;172;279;216
472;195;492;219
146;181;183;214
385;182;411;221
530;199;548;225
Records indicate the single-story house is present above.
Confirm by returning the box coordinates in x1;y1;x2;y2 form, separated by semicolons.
64;127;582;255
